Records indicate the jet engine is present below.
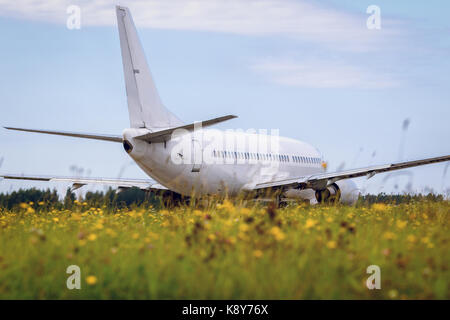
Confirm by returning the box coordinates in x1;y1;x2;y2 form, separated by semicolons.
315;180;359;205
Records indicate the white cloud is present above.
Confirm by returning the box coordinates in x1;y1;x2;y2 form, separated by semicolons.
0;0;404;88
251;58;400;89
0;0;399;51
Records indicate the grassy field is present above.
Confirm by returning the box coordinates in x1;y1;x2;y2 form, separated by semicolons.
0;199;448;299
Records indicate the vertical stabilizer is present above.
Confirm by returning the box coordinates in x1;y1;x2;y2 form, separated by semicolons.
116;6;183;129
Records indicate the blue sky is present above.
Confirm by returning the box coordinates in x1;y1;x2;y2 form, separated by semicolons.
0;0;449;196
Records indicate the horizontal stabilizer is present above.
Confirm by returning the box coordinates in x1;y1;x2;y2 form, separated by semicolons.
134;114;237;143
4;127;122;143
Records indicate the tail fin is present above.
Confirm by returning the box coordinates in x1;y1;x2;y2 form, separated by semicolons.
116;6;183;129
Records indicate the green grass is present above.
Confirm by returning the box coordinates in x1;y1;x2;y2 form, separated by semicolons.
0;200;448;299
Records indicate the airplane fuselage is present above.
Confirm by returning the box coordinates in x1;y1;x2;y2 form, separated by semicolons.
124;128;324;198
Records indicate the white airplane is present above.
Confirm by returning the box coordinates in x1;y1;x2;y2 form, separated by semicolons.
1;6;449;205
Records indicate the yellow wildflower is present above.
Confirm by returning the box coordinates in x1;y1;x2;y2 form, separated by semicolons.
193;210;203;217
207;234;216;241
86;276;97;285
396;220;407;229
19;203;29;209
270;226;285;241
372;203;388;212
148;232;159;240
217;200;234;211
383;231;396;240
326;241;337;249
239;224;249;232
253;250;263;258
305;219;317;229
106;228;117;238
161;221;170;227
87;234;97;241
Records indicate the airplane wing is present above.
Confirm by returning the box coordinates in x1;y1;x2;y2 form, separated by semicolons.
254;154;450;191
0;174;167;192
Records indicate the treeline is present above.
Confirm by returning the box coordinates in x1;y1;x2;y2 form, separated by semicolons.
0;187;160;210
0;188;446;210
358;192;445;205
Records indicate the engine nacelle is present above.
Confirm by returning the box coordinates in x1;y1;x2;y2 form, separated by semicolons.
122;128;149;160
315;180;359;205
335;180;360;205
